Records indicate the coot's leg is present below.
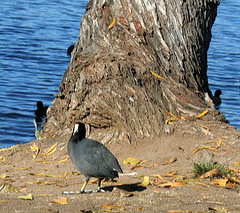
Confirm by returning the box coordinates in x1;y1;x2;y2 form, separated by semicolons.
62;178;92;194
92;178;105;193
80;178;92;193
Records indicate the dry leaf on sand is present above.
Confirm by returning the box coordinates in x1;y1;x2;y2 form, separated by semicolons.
123;157;141;165
18;194;33;200
50;197;68;205
162;157;177;165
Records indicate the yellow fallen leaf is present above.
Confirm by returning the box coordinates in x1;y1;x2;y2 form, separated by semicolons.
72;171;80;176
213;179;228;188
159;181;185;188
0;183;4;192
30;143;40;155
50;197;68;205
17;167;31;170
42;143;58;156
108;16;116;29
131;163;157;170
194;123;210;136
210;206;229;212
28;173;57;177
1;184;18;192
166;111;178;118
100;205;125;210
205;128;210;136
37;180;60;185
165;111;179;124
0;174;6;179
130;165;145;170
57;156;69;163
62;176;78;180
162;157;177;165
150;70;166;80
195;110;208;119
209;137;225;149
140;176;150;186
45;147;57;156
0;173;13;179
166;121;174;125
169;210;183;213
0;145;19;152
34;158;54;162
234;162;240;166
192;137;225;155
88;178;99;184
228;177;240;184
139;160;147;164
191;147;207;155
147;164;158;168
18;194;33;200
123;157;141;165
45;156;69;164
0;156;6;163
166;169;178;177
0;200;9;203
19;188;27;193
153;175;164;180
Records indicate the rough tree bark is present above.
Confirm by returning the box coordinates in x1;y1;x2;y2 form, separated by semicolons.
42;0;223;143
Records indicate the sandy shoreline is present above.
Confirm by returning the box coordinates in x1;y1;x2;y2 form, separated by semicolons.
0;119;239;212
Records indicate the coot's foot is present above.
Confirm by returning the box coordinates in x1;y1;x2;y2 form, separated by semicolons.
62;189;105;194
62;190;82;194
93;189;105;193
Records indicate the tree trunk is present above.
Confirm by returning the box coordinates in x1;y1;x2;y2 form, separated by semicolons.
42;0;223;143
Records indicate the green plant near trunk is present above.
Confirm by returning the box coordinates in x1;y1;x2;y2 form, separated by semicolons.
33;120;43;140
193;162;231;178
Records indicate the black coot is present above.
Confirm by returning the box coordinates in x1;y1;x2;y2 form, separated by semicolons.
35;101;48;117
63;122;123;194
67;44;74;55
212;89;222;106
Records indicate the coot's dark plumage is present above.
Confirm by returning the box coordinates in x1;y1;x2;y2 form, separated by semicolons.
212;89;222;106
63;122;123;194
67;44;74;55
35;101;48;117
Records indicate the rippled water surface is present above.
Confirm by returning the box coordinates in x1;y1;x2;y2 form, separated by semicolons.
208;0;240;130
0;0;88;148
0;1;239;148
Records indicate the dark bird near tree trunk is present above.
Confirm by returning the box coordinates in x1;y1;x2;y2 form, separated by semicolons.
63;122;123;194
212;89;222;106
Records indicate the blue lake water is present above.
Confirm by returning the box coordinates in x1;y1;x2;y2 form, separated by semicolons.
0;1;239;148
208;0;240;130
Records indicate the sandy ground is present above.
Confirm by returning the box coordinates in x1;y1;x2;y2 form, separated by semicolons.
0;119;240;213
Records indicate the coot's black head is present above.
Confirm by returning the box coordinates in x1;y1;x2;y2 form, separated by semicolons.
36;101;44;109
214;89;222;97
72;122;86;139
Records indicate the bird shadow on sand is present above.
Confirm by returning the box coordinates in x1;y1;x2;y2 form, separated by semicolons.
102;183;146;192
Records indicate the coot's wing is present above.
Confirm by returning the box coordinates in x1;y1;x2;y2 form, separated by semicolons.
71;139;102;177
69;137;122;179
81;139;122;178
96;143;123;173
